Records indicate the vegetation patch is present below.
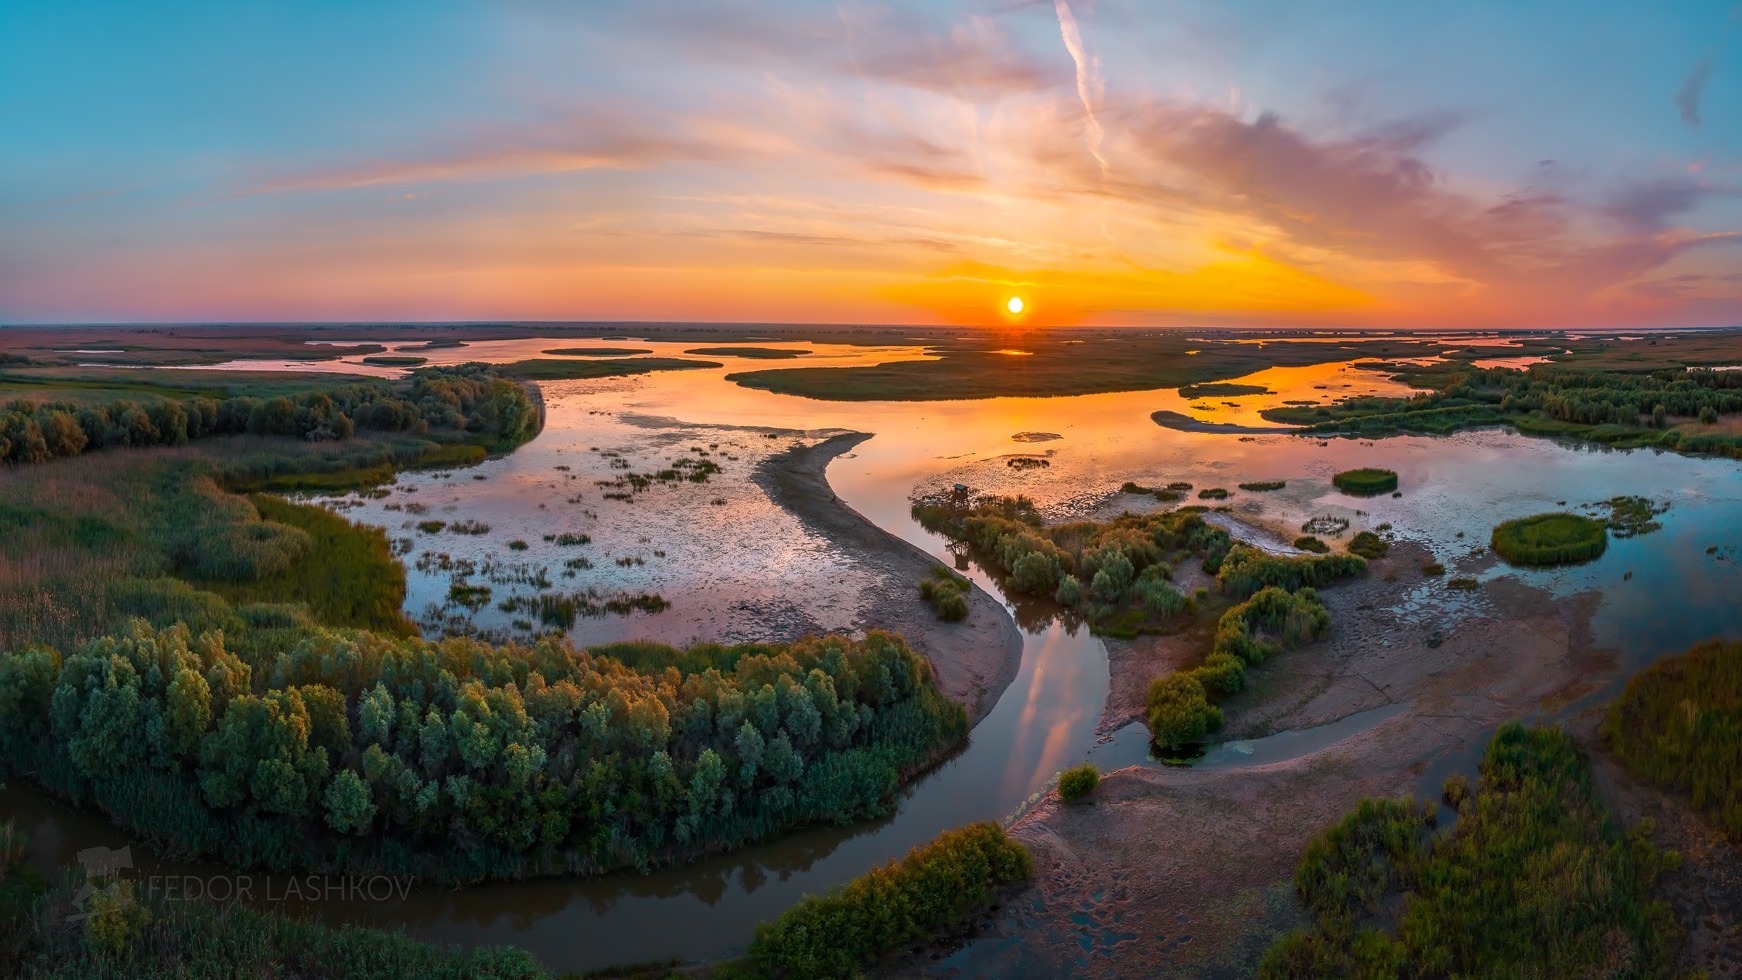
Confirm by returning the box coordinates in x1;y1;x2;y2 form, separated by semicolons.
1489;512;1608;566
1120;481;1183;502
1178;382;1273;399
1331;467;1398;495
1238;480;1286;492
1293;535;1329;554
1197;487;1230;500
1596;494;1670;538
1260;725;1681;978
1346;530;1390;559
496;357;720;381
359;355;428;367
743;822;1031;978
540;347;653;357
682;346;810;359
1300;514;1349;536
1603;639;1742;836
1057;763;1099;803
918;566;971;622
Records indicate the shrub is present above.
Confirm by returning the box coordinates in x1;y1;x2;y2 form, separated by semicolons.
1054;573;1083;606
1603;639;1742;836
1331;468;1398;495
1147;673;1220;751
1058;764;1099;803
1197;487;1230;500
1421;562;1445;576
745;822;1032;978
1489;512;1607;566
1346;531;1389;559
1294;535;1329;554
919;566;971;622
1239;480;1286;492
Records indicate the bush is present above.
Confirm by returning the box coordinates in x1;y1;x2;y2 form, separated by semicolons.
1197;487;1230;500
1603;639;1742;836
1331;468;1398;495
1058;764;1099;803
745;822;1032;978
1489;512;1607;566
1054;573;1082;606
1293;535;1329;554
1346;531;1389;559
1147;673;1220;750
1261;725;1681;978
919;566;971;622
1239;481;1286;492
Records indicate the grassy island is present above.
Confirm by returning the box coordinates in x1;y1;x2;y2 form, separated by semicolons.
1330;467;1398;495
1489;512;1608;566
684;346;810;359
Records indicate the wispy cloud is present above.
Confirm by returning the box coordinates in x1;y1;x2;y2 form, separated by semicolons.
1053;0;1108;177
1677;58;1713;126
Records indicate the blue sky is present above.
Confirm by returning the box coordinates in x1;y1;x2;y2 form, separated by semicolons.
2;0;1738;327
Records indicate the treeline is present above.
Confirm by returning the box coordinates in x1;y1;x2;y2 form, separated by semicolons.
1264;362;1742;457
0;621;967;882
1603;638;1741;837
1148;586;1332;750
1261;724;1680;977
0;363;542;464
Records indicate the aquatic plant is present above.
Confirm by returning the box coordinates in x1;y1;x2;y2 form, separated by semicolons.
1599;495;1669;538
1238;480;1287;492
1489;512;1607;566
1197;487;1230;500
1331;468;1398;496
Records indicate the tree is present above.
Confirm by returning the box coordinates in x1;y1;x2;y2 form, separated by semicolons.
324;768;377;834
1147;673;1220;750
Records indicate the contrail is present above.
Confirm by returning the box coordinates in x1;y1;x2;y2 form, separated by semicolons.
1054;0;1108;177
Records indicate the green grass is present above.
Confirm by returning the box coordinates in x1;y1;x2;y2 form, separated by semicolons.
204;495;417;636
1261;724;1681;978
496;357;720;380
1330;468;1398;495
1489;512;1608;566
918;566;970;621
742;821;1032;978
1346;531;1389;559
1603;639;1742;837
1239;480;1287;492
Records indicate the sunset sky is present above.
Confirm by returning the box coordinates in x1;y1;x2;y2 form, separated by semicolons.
3;0;1740;328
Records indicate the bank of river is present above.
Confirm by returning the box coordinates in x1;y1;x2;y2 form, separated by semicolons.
8;337;1742;974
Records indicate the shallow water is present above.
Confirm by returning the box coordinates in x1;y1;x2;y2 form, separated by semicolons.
8;335;1742;971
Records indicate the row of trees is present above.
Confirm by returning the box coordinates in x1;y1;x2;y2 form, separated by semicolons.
0;620;967;882
0;364;541;464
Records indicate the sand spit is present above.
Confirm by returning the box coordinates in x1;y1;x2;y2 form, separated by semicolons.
756;432;1024;727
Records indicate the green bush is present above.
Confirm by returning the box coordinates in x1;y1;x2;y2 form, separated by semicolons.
1057;763;1099;803
1197;487;1230;500
1147;672;1220;750
1261;725;1681;978
1238;480;1286;492
744;822;1032;978
1603;639;1742;836
1489;512;1607;566
1346;530;1389;559
1293;535;1329;554
919;566;971;622
1331;468;1398;495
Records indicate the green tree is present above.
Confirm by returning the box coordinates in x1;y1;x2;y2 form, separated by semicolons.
324;768;377;834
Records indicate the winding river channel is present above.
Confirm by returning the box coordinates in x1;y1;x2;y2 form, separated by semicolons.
9;335;1742;972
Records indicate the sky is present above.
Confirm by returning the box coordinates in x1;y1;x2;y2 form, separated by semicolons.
2;0;1740;329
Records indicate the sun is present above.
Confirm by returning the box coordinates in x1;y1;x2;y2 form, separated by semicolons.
1005;296;1025;315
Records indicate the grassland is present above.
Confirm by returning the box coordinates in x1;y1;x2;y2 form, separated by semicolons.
1489;512;1608;566
1261;724;1681;978
1603;639;1742;837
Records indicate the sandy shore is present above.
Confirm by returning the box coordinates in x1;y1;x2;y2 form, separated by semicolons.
756;432;1023;726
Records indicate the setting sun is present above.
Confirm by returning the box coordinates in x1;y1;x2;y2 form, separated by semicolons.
1006;296;1025;315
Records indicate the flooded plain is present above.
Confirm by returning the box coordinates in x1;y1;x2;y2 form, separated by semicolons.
9;334;1742;972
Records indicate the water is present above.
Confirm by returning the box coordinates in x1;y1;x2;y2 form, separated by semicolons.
7;336;1742;971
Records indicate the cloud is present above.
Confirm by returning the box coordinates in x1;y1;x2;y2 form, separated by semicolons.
1604;174;1737;233
1677;58;1713;126
1053;0;1108;176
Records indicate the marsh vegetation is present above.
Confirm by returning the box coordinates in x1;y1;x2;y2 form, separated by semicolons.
1489;512;1608;566
1603;639;1742;836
